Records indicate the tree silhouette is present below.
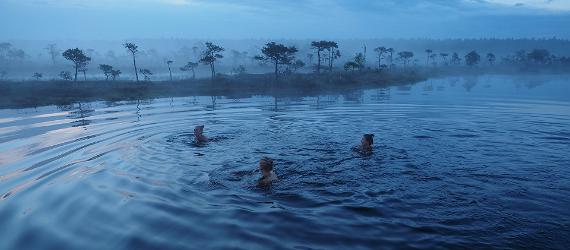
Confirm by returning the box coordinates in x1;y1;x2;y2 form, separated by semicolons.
292;60;306;72
354;53;366;71
124;42;139;82
398;51;414;66
232;65;247;76
99;64;114;80
386;48;394;70
180;62;198;79
78;62;88;81
0;43;11;60
344;61;359;73
62;48;91;81
111;70;122;80
528;49;550;64
306;53;314;65
311;41;328;73
515;50;528;64
139;69;152;81
425;49;433;65
166;60;174;81
429;53;438;66
324;41;340;72
486;53;496;65
255;42;298;80
451;52;461;65
0;43;27;63
374;47;388;70
32;72;42;80
59;71;72;81
45;44;60;65
440;53;449;65
199;42;224;80
465;51;481;66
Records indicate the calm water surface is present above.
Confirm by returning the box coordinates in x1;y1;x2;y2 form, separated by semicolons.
1;75;569;249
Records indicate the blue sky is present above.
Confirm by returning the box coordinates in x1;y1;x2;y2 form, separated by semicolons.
1;0;569;40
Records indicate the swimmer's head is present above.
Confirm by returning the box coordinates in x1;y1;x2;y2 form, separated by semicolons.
362;134;374;146
194;125;205;134
259;157;274;173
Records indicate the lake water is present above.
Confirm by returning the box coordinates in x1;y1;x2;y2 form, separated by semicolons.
1;75;569;249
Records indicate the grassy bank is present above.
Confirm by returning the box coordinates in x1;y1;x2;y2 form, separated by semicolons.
0;70;426;109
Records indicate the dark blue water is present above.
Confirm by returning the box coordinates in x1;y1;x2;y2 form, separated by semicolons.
1;75;569;249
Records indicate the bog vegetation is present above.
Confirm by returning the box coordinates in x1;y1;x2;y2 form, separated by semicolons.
0;38;569;108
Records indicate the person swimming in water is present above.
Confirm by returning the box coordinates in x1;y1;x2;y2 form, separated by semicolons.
194;125;209;143
359;134;375;153
258;156;278;185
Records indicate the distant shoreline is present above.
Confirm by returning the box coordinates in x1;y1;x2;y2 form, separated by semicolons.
0;68;567;109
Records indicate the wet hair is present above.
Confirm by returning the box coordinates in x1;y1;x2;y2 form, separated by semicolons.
363;134;375;145
194;125;204;132
259;157;274;171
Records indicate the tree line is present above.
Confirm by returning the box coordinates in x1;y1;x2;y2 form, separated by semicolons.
4;40;570;82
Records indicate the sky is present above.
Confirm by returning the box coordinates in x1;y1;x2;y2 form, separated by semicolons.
0;0;569;40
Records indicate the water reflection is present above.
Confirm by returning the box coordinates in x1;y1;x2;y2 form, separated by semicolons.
0;75;569;249
462;76;479;92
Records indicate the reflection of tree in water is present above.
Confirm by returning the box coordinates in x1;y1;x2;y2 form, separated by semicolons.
124;98;153;122
57;102;94;127
449;78;459;87
462;76;479;92
397;84;412;92
186;96;199;105
104;101;120;108
520;78;545;89
423;80;434;92
136;99;142;122
273;97;279;111
314;95;340;109
343;90;364;104
370;87;391;103
209;96;218;110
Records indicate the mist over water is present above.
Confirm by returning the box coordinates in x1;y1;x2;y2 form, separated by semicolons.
1;75;569;249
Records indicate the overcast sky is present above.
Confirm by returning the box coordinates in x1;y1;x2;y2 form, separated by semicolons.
1;0;569;40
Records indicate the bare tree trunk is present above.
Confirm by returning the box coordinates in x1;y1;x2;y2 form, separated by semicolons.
329;50;333;72
132;54;139;82
274;60;279;80
83;71;86;81
378;55;382;70
168;66;172;81
390;52;394;71
316;50;321;73
74;65;78;82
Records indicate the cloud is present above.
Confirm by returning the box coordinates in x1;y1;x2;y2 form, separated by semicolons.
6;0;570;11
1;0;568;40
483;0;570;11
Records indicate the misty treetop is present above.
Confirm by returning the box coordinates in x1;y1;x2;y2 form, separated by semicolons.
199;42;224;80
255;42;298;80
62;48;91;81
2;38;570;82
465;51;481;66
0;43;28;63
180;61;199;80
99;64;114;81
124;42;140;82
311;41;341;73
